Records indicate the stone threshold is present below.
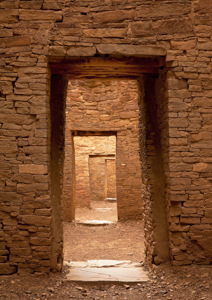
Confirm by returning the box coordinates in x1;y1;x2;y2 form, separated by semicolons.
64;260;148;283
75;220;115;226
105;198;117;202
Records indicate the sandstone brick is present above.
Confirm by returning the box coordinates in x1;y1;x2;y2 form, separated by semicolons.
205;208;212;218
128;22;152;37
84;28;127;38
30;237;51;246
167;78;187;90
34;209;51;216
196;237;212;255
43;2;61;10
19;164;47;175
17;183;48;193
21;215;51;226
180;217;200;224
31;246;51;252
67;47;96;57
0;137;17;154
170;224;190;232
3;36;31;48
93;9;135;23
0;256;7;263
96;44;166;57
19;10;62;22
171;40;196;50
183;201;205;208
193;163;208;172
153;18;193;35
10;248;31;256
49;46;66;57
19;1;43;9
0;29;13;38
0;263;16;275
0;9;18;23
136;3;191;19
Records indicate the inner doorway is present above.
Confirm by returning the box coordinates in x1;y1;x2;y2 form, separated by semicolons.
73;134;118;222
62;78;143;221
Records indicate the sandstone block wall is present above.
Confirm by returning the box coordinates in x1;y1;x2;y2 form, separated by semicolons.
105;158;116;199
89;156;115;203
1;0;212;274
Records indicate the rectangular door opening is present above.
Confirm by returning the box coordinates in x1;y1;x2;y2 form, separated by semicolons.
62;78;145;264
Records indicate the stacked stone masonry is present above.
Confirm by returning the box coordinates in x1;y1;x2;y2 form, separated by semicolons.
0;0;212;274
104;158;116;199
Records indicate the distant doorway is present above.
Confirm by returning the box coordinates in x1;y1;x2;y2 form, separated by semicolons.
73;134;118;222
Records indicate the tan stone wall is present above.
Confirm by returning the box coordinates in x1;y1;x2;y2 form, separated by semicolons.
89;156;108;202
1;0;212;274
105;159;116;199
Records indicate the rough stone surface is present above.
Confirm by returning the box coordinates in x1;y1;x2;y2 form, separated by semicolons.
96;44;167;57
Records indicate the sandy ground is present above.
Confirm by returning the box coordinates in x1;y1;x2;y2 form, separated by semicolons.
64;200;145;262
75;201;118;222
63;220;145;262
64;201;144;262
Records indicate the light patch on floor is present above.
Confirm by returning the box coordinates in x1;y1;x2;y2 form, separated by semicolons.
76;220;115;226
64;260;148;283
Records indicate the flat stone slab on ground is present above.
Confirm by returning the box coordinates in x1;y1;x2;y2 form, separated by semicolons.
76;220;115;226
65;260;142;268
66;267;148;282
95;208;113;211
65;260;148;283
106;198;117;202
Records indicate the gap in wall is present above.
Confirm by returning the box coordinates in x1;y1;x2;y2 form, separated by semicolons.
74;135;118;222
62;77;145;263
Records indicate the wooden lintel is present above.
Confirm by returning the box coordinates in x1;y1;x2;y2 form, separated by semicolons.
72;130;117;136
50;57;165;78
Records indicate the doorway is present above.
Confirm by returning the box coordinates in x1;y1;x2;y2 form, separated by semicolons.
73;134;118;222
49;56;169;270
62;78;143;221
62;76;144;263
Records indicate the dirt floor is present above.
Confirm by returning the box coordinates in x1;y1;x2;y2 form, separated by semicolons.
64;200;144;262
1;202;212;299
75;201;118;222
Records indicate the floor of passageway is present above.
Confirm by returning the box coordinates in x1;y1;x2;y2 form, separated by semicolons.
63;200;145;262
75;200;118;222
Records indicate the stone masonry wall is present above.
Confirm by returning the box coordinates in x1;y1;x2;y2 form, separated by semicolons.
89;156;112;203
1;0;212;274
105;159;116;199
64;79;142;219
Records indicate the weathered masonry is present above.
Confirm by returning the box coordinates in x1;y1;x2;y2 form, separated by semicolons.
1;0;212;275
